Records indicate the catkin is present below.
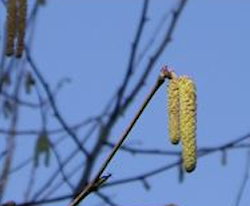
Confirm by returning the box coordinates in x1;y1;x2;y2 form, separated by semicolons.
5;0;17;56
16;0;27;58
178;76;197;172
167;78;180;144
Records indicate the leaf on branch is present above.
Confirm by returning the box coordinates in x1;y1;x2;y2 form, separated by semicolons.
34;130;51;167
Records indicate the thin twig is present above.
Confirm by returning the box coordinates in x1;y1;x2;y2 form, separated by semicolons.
105;142;180;156
69;67;172;206
116;0;149;108
25;47;89;157
0;117;97;136
95;191;118;206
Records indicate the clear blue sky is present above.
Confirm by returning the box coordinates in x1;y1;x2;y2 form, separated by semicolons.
2;1;250;206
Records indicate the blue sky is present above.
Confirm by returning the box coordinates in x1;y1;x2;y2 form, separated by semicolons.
1;1;250;206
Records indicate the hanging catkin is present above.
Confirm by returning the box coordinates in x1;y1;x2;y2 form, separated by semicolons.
16;0;27;58
178;76;197;172
5;0;17;56
167;77;180;144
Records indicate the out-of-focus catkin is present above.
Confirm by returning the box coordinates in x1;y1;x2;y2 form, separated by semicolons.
5;0;17;56
167;78;180;144
178;76;197;172
16;0;27;58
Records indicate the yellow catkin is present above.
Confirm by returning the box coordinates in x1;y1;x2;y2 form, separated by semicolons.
5;0;17;56
167;78;180;144
178;76;197;172
16;0;27;58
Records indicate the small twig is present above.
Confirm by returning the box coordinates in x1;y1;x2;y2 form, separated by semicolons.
25;47;89;157
135;8;171;67
116;0;149;108
0;117;96;136
95;191;118;206
69;67;172;206
49;141;75;190
105;141;180;156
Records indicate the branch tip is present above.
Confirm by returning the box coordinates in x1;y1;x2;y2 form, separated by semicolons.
160;65;177;80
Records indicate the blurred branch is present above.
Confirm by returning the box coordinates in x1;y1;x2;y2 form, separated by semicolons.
115;0;149;109
135;7;171;67
31;121;101;201
104;132;250;188
0;67;24;201
105;141;180;156
49;140;75;191
95;191;118;206
0;117;97;136
73;0;150;197
12;131;250;206
25;48;89;157
122;0;188;113
73;0;188;200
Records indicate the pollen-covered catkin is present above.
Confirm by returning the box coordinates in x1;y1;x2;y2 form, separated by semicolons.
5;0;17;56
178;76;197;172
167;78;180;144
16;0;27;58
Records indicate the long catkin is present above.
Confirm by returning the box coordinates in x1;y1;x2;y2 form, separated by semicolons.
16;0;27;58
178;76;197;172
5;0;17;56
167;78;180;144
